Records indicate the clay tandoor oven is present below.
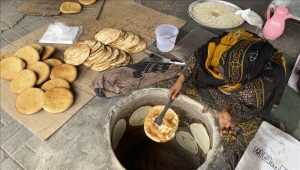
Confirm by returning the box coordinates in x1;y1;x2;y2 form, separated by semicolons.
104;88;223;170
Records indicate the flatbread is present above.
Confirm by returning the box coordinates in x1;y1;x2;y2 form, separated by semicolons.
94;45;112;64
77;39;97;48
42;87;74;113
129;106;152;126
94;28;121;45
41;78;70;91
90;41;102;53
125;38;147;53
64;44;90;66
13;45;40;68
60;2;82;14
79;0;97;5
15;88;44;115
105;47;119;63
40;46;55;60
91;61;111;72
115;32;135;49
10;69;37;94
30;43;43;55
176;131;198;154
190;123;210;154
112;119;126;150
144;105;179;143
50;64;77;83
83;44;106;67
118;34;140;51
28;61;50;85
109;30;126;46
110;50;127;67
43;58;63;69
0;56;25;81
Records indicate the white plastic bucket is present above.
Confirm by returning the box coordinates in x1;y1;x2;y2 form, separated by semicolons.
155;24;179;52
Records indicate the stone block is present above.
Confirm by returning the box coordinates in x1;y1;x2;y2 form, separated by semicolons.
18;19;32;28
0;148;9;164
15;28;30;37
5;34;21;43
0;109;14;125
0;24;22;38
0;120;23;145
2;127;33;155
11;145;38;170
23;18;47;32
0;157;23;170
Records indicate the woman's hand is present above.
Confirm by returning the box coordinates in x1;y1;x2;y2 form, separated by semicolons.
168;73;184;100
219;108;236;136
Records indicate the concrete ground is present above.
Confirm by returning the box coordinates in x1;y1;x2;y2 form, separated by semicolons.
1;0;299;169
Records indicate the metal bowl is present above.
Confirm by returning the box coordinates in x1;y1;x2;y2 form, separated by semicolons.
188;1;245;29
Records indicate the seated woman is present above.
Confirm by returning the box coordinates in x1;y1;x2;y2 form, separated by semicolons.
92;29;286;169
161;29;286;169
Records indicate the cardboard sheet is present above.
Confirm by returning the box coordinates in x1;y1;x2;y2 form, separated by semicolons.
16;0;105;20
1;1;186;140
0;79;94;140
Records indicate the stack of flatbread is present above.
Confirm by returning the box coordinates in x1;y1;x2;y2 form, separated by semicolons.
0;44;76;115
94;28;147;54
63;39;132;72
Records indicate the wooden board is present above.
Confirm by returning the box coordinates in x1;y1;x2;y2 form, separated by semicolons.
16;0;105;20
1;1;186;140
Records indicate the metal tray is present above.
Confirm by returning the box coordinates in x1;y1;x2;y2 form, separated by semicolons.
188;1;245;29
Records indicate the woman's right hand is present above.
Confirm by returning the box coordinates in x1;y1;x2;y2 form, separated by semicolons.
169;73;184;99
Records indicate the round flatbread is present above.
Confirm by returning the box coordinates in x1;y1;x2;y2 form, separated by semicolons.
190;123;210;154
42;87;74;113
15;88;44;115
115;32;135;49
90;41;102;53
94;28;121;45
83;44;106;67
176;131;198;154
109;30;126;46
79;0;97;5
40;46;55;60
110;50;127;67
112;119;126;150
125;38;147;53
50;64;77;83
91;61;111;72
77;39;97;48
10;69;37;94
64;44;90;66
129;106;152;126
105;47;119;62
41;78;70;91
144;105;179;143
30;43;43;55
60;2;82;14
28;61;50;85
118;34;140;51
13;45;40;68
94;45;112;64
43;58;63;69
0;56;25;80
0;53;14;62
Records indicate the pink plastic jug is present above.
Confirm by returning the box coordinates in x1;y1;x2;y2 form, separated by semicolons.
263;4;294;40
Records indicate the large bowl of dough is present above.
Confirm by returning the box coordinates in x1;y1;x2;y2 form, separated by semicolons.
189;1;244;29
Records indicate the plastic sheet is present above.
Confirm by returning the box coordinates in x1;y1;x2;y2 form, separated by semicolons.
39;22;82;44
